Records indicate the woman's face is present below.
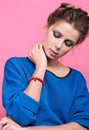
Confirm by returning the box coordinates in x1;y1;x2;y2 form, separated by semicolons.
42;21;80;59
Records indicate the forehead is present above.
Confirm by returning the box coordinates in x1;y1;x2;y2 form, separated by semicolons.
48;21;80;43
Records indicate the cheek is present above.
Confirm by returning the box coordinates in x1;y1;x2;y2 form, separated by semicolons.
62;46;72;54
45;32;55;44
43;38;52;48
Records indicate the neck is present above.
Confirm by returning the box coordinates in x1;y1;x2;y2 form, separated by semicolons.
47;58;61;68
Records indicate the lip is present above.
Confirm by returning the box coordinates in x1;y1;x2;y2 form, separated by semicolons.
50;49;59;56
50;49;59;55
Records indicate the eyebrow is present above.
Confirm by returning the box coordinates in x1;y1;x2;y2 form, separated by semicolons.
53;29;76;43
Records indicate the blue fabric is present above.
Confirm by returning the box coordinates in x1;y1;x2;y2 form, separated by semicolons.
2;57;89;129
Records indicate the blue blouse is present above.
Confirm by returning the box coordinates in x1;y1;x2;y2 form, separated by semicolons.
2;57;89;129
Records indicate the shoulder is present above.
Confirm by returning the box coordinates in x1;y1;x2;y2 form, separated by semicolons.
4;56;34;71
5;56;33;66
71;68;88;91
5;57;26;64
4;57;26;72
71;68;85;79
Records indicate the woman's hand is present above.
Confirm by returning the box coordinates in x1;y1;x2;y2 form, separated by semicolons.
28;44;47;69
0;117;25;130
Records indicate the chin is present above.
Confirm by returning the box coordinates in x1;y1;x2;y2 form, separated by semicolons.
46;54;58;60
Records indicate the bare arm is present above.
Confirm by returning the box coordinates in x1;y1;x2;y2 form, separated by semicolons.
24;44;47;102
0;118;87;130
24;66;46;101
25;122;87;130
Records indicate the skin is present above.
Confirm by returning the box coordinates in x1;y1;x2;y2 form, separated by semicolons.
42;21;79;60
0;21;87;130
41;21;80;76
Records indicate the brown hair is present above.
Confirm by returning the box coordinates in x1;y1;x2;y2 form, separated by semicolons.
47;3;89;44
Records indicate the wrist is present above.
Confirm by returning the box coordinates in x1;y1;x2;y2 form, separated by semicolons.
28;77;44;86
36;65;46;71
33;66;46;80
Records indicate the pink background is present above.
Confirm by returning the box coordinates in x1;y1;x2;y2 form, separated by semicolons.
0;0;89;119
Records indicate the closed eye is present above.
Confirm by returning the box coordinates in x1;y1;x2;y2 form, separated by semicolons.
53;30;61;38
64;40;74;47
53;30;75;46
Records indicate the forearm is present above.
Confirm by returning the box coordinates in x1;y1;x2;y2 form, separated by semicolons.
25;122;87;130
24;66;46;102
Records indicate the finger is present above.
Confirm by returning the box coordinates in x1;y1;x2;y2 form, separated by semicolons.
2;124;8;130
34;44;38;49
36;44;42;49
28;54;34;63
41;45;46;56
39;43;43;48
1;117;12;121
38;44;40;49
0;124;3;130
1;117;11;122
0;120;8;126
2;124;12;130
1;117;9;121
35;44;39;50
0;117;15;126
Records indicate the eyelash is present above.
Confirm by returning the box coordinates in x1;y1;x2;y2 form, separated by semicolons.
65;41;73;47
53;31;61;38
53;31;74;47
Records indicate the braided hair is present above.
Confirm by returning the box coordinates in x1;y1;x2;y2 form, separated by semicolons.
47;3;89;44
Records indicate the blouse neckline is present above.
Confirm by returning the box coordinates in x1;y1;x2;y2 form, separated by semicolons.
46;68;72;79
26;57;72;79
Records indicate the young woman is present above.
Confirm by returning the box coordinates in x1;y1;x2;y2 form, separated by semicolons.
0;2;89;130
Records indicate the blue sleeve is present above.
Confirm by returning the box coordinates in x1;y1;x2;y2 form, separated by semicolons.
69;73;89;130
2;58;40;126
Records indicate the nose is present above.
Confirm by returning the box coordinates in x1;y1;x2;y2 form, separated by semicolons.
55;39;64;50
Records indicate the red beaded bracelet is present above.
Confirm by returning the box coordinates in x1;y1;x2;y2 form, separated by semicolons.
28;77;44;85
